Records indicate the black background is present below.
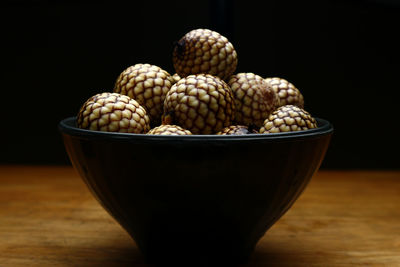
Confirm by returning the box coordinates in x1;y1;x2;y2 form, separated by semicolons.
2;0;399;168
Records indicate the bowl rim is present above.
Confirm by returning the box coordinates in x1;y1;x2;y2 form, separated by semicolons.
59;116;333;142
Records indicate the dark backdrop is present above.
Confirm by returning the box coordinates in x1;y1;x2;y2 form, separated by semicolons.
2;0;399;168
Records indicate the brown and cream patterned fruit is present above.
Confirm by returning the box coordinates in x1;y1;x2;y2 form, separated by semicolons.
172;73;181;84
216;125;258;135
77;92;150;133
173;29;238;80
162;74;235;134
227;73;280;128
147;125;192;135
265;77;304;108
259;105;317;134
113;63;175;125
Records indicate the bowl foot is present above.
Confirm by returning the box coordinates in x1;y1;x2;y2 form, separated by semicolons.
138;229;253;266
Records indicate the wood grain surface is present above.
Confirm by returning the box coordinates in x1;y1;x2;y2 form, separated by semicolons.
0;166;399;266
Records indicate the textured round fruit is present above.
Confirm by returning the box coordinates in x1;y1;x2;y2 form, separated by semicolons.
162;74;235;134
227;73;280;128
147;125;192;135
172;73;181;84
259;105;317;134
265;77;304;108
216;125;258;135
113;63;175;125
173;29;238;80
77;92;150;133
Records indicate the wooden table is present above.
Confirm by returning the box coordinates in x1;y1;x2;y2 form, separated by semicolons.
0;166;399;266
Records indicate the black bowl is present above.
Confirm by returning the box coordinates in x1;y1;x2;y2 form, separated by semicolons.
59;117;333;265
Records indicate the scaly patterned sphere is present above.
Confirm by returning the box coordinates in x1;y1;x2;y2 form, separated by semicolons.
265;77;304;108
216;125;258;135
162;74;235;134
113;63;175;125
172;73;181;84
259;105;317;134
173;29;238;80
228;73;280;128
77;92;150;133
147;125;192;135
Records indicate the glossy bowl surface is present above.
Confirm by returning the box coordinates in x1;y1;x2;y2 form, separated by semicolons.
59;117;333;265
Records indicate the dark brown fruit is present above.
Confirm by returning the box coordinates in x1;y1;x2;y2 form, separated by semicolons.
77;92;150;133
173;29;238;80
216;125;258;135
259;105;317;133
228;73;280;128
162;74;235;134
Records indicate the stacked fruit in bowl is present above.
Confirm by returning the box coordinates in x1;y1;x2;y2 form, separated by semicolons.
77;29;317;136
60;28;334;265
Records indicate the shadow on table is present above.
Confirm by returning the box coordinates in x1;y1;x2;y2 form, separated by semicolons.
244;237;333;267
58;242;149;267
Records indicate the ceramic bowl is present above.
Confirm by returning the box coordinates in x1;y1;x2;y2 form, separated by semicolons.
59;117;333;265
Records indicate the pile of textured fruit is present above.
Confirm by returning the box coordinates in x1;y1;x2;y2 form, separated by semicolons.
77;29;317;135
